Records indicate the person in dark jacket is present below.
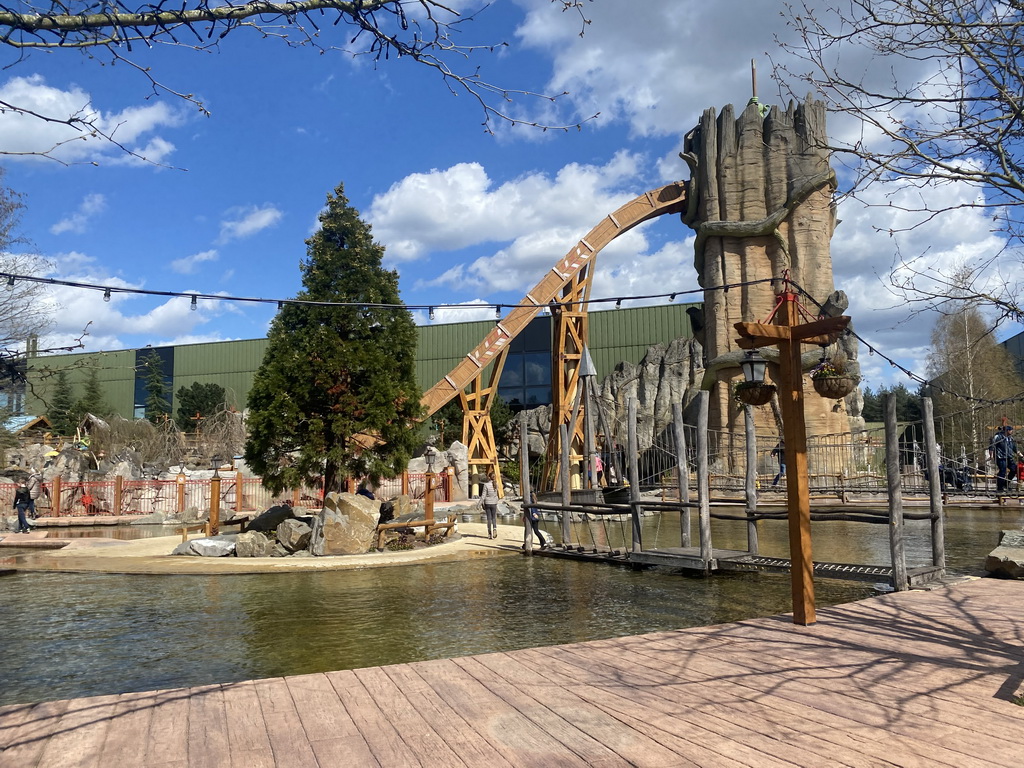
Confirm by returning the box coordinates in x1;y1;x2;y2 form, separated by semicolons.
13;484;33;533
524;492;549;550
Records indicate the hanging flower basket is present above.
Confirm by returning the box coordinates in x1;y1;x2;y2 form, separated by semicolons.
811;375;858;399
734;381;777;406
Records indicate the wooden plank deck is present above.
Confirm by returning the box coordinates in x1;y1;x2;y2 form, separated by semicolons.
2;578;1023;767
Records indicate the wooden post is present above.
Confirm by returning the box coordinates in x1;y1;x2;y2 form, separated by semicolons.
520;410;534;551
583;378;596;491
424;471;435;528
696;391;712;568
560;423;572;547
52;475;61;517
291;488;300;507
743;405;759;556
176;472;186;515
235;471;244;512
774;297;816;625
114;475;124;517
921;396;946;571
210;473;221;536
627;398;643;553
885;393;909;591
672;402;691;548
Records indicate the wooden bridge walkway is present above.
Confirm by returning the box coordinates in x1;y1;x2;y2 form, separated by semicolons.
2;578;1023;767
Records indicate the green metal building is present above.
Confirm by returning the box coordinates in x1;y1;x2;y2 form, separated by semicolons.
25;303;699;420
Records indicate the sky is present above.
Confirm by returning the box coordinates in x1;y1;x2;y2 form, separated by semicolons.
0;0;1020;390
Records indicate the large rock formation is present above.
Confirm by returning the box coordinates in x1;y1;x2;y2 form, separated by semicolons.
682;98;860;443
985;529;1024;578
309;491;379;556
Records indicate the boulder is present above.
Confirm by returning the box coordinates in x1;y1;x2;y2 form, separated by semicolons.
172;537;236;557
235;531;274;557
277;519;312;553
309;491;379;556
271;542;289;557
446;441;470;500
984;530;1024;578
246;504;296;533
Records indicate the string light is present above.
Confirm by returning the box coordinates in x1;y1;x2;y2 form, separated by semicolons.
2;266;1017;407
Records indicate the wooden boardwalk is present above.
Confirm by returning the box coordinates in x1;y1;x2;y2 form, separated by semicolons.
2;578;1023;767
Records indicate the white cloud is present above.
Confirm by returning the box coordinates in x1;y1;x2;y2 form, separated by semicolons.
414;300;497;326
0;75;182;164
50;193;107;235
370;151;645;265
218;205;283;243
171;249;219;275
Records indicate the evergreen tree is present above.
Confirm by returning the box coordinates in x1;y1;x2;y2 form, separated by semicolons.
48;369;77;435
141;351;171;424
74;366;109;421
175;382;227;432
244;183;423;494
859;384;920;423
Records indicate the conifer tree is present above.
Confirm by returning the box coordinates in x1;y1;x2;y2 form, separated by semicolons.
244;183;422;494
175;382;227;432
141;351;171;424
75;366;109;421
48;369;76;435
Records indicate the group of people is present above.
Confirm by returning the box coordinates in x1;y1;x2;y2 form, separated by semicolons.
990;424;1020;492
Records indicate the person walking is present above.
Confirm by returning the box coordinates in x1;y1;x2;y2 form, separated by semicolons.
771;441;786;487
26;468;42;519
13;483;33;533
524;492;549;550
481;471;500;539
991;425;1018;492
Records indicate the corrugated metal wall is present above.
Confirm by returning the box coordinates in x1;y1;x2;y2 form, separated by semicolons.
23;303;700;420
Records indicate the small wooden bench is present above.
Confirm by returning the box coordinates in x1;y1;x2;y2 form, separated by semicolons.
375;514;458;550
177;522;211;542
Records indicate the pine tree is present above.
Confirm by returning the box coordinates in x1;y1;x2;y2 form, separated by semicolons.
48;369;77;435
141;351;171;424
175;382;227;431
244;183;423;494
74;366;109;421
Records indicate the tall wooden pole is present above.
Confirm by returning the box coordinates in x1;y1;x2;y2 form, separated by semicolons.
672;402;691;548
884;393;909;591
519;411;534;551
560;422;572;547
774;297;815;625
743;405;759;555
627;398;643;553
921;396;946;571
696;391;712;568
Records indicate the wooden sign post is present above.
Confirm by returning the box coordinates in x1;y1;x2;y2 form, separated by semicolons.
735;293;850;626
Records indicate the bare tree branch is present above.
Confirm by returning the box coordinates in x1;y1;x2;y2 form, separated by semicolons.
0;0;598;162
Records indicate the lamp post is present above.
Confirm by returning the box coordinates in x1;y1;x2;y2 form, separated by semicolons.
734;293;850;626
424;449;436;530
210;456;221;536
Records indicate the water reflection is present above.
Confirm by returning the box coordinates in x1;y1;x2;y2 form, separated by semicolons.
0;504;1020;706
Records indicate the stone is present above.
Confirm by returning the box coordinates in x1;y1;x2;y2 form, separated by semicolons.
290;549;313;558
446;441;470;501
235;531;274;557
277;519;312;552
985;530;1024;578
271;542;289;557
172;537;236;557
246;504;295;533
191;537;236;557
309;491;380;556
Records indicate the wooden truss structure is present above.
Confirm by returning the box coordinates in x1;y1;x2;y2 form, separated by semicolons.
419;183;689;491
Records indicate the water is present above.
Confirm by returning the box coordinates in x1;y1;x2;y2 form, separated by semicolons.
0;505;1020;706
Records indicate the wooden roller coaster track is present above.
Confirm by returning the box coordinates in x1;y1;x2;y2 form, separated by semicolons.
419;181;690;418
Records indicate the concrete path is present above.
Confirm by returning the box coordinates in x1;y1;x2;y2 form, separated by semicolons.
1;578;1022;766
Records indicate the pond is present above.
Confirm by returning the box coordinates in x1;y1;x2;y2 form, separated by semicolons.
0;505;1020;706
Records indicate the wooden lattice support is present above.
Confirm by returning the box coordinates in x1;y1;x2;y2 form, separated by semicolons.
539;266;593;491
458;348;510;499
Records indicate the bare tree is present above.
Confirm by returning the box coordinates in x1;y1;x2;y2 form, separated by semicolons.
0;171;51;349
0;0;596;162
775;0;1024;323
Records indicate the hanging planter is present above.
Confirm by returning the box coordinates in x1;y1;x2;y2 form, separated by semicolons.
811;375;858;399
809;358;858;399
734;380;777;406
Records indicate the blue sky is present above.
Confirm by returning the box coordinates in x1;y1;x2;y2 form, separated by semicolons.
0;0;1019;389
